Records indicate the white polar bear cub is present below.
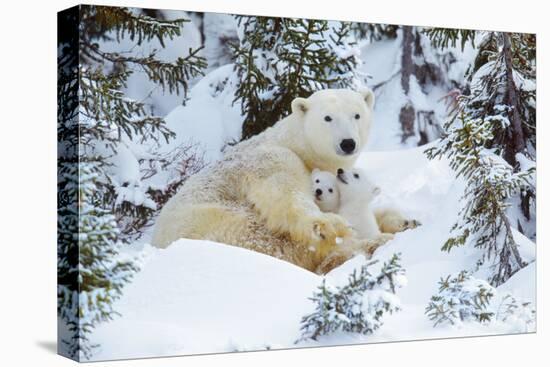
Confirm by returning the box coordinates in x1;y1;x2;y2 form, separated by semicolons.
311;167;385;240
311;168;340;213
335;167;386;240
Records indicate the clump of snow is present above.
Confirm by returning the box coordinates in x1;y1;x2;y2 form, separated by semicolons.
162;64;243;163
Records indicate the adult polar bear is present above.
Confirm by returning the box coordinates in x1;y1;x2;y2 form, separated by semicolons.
152;88;409;273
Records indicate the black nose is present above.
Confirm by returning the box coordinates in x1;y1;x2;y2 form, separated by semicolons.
315;188;322;196
337;168;344;175
340;139;356;154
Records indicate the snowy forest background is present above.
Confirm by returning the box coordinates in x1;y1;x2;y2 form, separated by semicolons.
57;5;536;361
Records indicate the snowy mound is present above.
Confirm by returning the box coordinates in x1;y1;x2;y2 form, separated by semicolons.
91;240;321;360
91;147;535;361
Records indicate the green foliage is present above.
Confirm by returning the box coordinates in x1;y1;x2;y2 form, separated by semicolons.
76;5;207;238
426;114;532;285
297;254;404;341
426;271;495;326
425;31;536;286
81;6;206;95
232;16;360;139
58;5;207;359
424;27;476;51
58;161;139;359
350;23;398;41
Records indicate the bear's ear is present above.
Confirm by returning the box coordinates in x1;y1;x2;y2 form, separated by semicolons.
359;87;375;110
291;97;309;115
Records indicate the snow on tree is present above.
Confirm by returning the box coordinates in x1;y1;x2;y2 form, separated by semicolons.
494;294;536;332
426;30;536;286
425;271;495;326
57;161;139;359
232;16;362;139
77;5;207;239
427;114;533;285
58;5;207;359
426;270;535;331
297;254;405;341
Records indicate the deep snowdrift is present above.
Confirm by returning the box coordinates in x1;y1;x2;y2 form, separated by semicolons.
90;146;535;361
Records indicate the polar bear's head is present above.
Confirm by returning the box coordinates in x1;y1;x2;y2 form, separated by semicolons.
311;168;340;213
291;89;375;170
335;167;380;205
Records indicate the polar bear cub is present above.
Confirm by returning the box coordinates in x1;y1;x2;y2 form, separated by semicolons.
311;167;385;241
311;168;340;213
335;167;385;240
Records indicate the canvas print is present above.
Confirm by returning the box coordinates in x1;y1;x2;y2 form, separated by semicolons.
57;4;536;362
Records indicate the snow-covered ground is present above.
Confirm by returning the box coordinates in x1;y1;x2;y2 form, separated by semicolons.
90;146;536;361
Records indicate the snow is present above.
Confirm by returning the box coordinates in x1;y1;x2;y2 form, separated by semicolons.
162;64;243;163
89;146;536;361
91;240;320;360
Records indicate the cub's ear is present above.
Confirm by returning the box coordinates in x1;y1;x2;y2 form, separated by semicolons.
373;186;381;196
291;97;309;115
359;87;375;110
312;168;320;174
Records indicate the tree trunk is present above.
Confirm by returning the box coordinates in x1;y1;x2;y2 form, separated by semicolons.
501;32;526;166
401;26;414;94
399;26;416;142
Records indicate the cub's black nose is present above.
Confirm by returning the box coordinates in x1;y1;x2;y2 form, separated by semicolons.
337;168;344;175
340;139;356;154
315;188;322;196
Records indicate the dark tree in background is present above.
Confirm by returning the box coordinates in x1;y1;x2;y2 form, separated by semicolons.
398;26;456;145
232;16;362;140
358;26;459;146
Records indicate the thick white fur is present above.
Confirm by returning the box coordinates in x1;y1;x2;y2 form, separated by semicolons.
311;168;421;241
311;168;340;213
336;167;383;240
151;89;376;273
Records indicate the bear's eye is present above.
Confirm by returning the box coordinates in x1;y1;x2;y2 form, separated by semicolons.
328;188;333;193
353;173;360;179
324;115;332;122
354;113;360;120
315;179;320;183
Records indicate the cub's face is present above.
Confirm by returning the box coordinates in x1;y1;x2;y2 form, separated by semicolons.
336;167;380;204
292;89;375;169
311;169;340;213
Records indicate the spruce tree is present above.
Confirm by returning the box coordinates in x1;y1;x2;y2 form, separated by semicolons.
58;161;139;359
425;271;495;326
426;271;535;330
232;16;361;139
78;5;207;238
298;254;405;341
425;30;536;285
58;5;207;359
